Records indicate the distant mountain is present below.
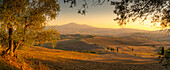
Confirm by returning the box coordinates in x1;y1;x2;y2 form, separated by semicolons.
46;23;149;36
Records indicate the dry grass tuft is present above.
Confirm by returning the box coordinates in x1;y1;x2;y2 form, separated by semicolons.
37;62;50;70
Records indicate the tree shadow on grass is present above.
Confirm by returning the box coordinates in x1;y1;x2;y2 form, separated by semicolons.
0;60;20;70
25;57;169;70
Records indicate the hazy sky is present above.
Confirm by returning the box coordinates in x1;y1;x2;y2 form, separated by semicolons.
47;0;161;31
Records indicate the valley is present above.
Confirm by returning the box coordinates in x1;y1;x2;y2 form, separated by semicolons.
1;23;170;70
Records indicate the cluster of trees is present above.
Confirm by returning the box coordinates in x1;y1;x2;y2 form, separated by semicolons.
60;34;95;39
0;0;170;58
0;0;60;56
0;0;169;68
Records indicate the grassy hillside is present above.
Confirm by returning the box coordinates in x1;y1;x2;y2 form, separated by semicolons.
0;35;170;70
42;39;107;53
0;58;19;70
0;46;169;70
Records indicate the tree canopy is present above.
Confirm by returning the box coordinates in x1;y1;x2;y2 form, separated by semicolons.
0;0;170;56
112;0;170;29
0;0;60;56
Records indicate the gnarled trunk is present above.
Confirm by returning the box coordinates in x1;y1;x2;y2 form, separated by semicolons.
13;41;21;53
8;27;14;56
5;24;14;56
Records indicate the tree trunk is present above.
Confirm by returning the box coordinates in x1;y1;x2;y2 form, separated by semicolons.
13;41;21;53
8;27;14;56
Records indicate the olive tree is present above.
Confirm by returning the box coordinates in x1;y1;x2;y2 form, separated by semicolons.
0;0;60;56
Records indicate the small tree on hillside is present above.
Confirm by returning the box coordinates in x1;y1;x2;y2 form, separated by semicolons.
34;28;60;48
0;0;60;56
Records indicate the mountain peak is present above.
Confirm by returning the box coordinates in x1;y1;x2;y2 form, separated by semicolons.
65;23;79;25
46;23;149;35
61;23;92;28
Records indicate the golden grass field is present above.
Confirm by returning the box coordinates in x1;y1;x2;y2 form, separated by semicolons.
0;36;170;70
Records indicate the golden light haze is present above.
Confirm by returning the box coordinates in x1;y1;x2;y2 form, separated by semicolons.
47;1;161;31
48;19;161;31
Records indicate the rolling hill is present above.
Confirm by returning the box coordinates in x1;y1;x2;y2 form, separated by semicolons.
46;23;148;36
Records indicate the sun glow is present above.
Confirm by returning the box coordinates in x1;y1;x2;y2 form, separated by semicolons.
47;1;162;31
